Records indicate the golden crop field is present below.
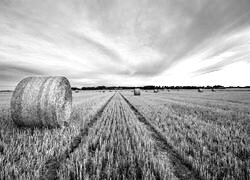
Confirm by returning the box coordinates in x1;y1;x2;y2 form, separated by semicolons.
0;89;249;179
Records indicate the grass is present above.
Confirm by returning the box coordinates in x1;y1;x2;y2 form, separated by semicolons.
0;89;249;179
0;91;113;179
59;94;176;179
122;90;250;179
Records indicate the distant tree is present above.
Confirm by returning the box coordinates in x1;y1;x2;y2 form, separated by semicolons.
71;87;80;91
143;86;155;90
213;85;225;89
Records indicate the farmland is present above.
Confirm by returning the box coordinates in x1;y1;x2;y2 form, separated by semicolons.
0;89;249;179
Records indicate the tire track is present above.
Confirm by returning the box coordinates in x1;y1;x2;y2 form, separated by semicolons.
40;93;115;180
120;93;203;180
119;103;162;180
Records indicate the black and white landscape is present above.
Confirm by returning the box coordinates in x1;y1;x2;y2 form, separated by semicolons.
0;1;249;179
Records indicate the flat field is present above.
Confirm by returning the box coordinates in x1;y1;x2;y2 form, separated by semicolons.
0;89;249;179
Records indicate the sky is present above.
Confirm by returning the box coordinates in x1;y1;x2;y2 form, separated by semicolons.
0;0;250;89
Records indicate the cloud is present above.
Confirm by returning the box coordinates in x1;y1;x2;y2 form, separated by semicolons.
0;0;250;89
0;64;44;75
189;27;250;76
0;61;45;89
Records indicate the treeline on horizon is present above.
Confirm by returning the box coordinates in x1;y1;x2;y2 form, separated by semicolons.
1;85;250;92
71;85;250;91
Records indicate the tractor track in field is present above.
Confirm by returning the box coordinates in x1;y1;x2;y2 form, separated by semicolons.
40;93;115;180
120;93;203;180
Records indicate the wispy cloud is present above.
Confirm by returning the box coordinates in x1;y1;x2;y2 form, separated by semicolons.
0;0;250;89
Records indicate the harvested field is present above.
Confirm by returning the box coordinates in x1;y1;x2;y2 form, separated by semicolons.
121;90;250;180
0;89;249;179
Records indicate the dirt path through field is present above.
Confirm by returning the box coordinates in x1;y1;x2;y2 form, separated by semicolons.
40;93;115;180
120;93;203;180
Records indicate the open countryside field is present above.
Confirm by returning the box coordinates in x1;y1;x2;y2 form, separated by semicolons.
0;89;249;179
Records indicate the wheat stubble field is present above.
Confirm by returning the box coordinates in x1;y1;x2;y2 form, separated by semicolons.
0;90;249;179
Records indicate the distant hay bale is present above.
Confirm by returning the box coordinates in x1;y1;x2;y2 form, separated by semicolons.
134;88;140;96
11;76;72;128
74;90;79;93
211;88;216;92
153;89;158;93
198;88;203;93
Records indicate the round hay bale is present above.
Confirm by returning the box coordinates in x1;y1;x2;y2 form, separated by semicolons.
134;88;140;96
11;76;72;128
153;89;158;93
198;88;203;93
211;88;216;92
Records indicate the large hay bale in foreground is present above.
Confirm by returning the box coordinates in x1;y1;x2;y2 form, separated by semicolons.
134;88;140;96
11;76;72;128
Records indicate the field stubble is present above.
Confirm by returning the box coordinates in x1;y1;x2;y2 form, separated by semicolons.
60;93;177;179
122;90;250;179
0;90;249;179
0;91;113;179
